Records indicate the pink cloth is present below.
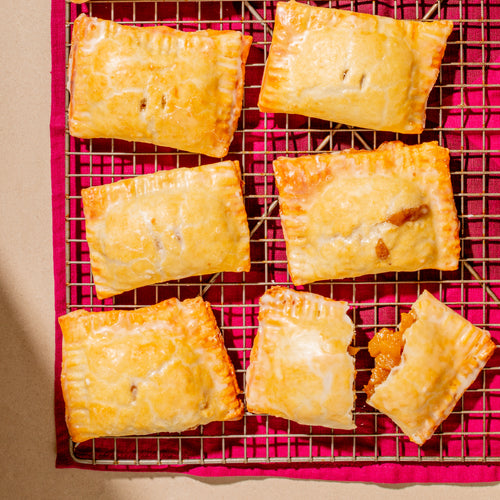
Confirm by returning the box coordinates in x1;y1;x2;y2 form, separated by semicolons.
52;0;500;480
51;0;69;467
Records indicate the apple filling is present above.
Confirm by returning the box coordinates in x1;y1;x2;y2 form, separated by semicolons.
364;311;416;398
386;204;429;226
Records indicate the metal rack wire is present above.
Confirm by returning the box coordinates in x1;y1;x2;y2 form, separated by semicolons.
63;0;500;466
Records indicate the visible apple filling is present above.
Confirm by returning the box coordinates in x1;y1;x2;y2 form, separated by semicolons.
386;204;429;226
374;205;430;261
364;311;417;398
375;238;390;260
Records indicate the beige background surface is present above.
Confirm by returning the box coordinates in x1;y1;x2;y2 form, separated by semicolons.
1;1;499;498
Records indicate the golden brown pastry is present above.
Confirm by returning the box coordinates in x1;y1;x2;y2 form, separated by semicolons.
82;161;250;299
68;14;252;157
245;286;356;429
258;1;453;134
365;290;495;446
59;297;244;443
273;141;460;285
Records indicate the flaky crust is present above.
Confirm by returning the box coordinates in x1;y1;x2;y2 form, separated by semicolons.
258;1;453;133
82;161;250;299
366;290;495;446
273;141;460;285
59;297;244;443
245;286;356;429
68;14;252;157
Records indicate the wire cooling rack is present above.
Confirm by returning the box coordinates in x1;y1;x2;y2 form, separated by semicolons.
63;0;500;466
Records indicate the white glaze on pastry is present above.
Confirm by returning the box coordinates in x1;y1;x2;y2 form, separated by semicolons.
273;141;460;285
258;1;453;133
59;297;244;443
246;286;356;429
68;14;252;157
82;161;250;299
366;290;495;446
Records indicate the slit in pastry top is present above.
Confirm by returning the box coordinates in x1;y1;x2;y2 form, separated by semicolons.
68;14;252;157
258;1;453;134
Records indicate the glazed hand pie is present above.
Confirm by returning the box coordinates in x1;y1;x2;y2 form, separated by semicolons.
273;141;460;285
59;297;244;443
258;1;453;134
68;14;252;157
82;161;250;299
245;286;356;429
364;290;495;446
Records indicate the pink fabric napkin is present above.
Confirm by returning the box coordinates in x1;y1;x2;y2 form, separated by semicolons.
52;0;500;481
51;0;69;466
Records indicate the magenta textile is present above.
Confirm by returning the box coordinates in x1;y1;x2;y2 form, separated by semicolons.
51;0;500;481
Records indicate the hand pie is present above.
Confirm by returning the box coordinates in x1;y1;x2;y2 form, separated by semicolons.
245;286;356;429
82;161;250;299
59;297;244;443
273;141;460;285
258;1;453;134
68;14;252;157
364;290;495;446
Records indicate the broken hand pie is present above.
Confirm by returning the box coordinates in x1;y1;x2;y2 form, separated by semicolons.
68;14;252;157
258;1;453;134
82;161;250;299
273;141;460;285
245;286;356;429
365;290;495;446
59;297;244;443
